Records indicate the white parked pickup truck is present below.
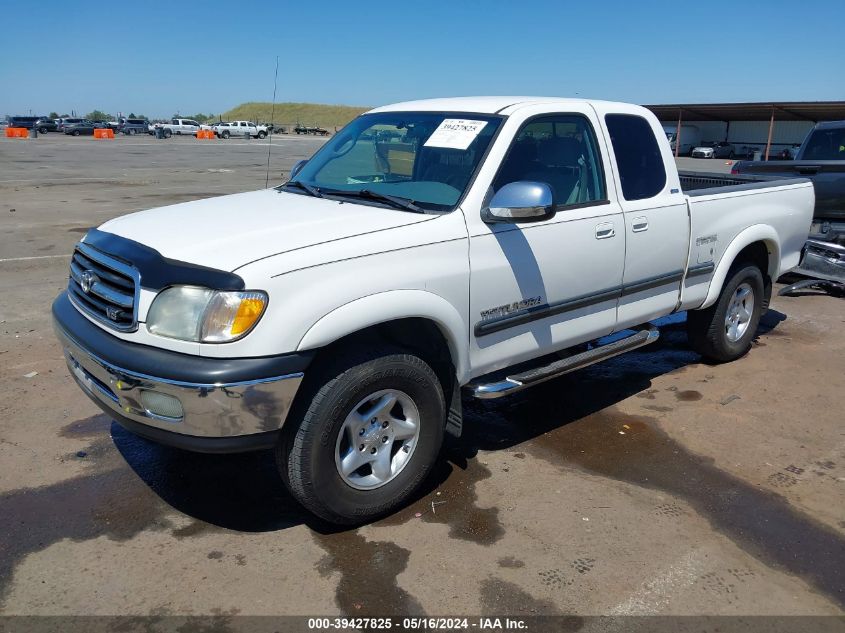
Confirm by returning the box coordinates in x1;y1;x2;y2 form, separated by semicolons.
215;120;269;139
151;118;202;138
54;97;813;524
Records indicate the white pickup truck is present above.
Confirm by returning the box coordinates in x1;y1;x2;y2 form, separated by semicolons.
215;120;269;139
53;97;813;524
151;118;202;138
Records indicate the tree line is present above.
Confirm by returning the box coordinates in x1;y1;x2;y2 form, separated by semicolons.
46;110;219;123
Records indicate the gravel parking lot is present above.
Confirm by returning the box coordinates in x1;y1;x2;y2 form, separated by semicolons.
1;134;843;624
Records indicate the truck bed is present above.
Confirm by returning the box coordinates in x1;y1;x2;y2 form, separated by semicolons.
678;171;774;193
730;160;845;222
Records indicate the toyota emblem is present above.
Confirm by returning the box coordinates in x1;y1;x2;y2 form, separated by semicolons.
80;270;97;294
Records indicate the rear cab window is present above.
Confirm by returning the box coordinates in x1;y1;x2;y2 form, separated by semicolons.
801;127;845;160
605;114;666;200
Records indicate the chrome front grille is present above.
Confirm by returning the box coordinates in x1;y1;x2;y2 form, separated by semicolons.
68;242;140;331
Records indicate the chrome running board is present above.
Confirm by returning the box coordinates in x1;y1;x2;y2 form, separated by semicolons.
469;326;660;399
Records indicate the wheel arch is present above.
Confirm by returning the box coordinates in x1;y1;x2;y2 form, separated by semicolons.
701;225;780;309
296;290;469;384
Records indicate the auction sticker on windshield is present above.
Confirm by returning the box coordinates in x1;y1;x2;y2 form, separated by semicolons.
424;119;488;150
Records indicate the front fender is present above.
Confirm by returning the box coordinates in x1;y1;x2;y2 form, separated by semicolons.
701;224;780;309
296;290;470;383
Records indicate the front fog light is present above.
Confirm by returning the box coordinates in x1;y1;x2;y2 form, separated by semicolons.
140;390;184;420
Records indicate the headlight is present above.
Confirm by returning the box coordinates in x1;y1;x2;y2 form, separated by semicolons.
146;286;268;343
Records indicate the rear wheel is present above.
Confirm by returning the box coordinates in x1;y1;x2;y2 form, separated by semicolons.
687;263;764;362
277;346;445;524
72;130;80;136
39;127;48;134
257;130;266;139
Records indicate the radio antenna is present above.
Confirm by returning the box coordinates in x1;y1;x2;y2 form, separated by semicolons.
265;55;279;188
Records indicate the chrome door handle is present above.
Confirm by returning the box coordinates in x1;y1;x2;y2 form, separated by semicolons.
632;217;649;232
595;222;615;239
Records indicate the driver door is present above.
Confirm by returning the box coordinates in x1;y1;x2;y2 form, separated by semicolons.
466;107;625;377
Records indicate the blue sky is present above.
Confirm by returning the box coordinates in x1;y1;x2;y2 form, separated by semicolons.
2;0;843;117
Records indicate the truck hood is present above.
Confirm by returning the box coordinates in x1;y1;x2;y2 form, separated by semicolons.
96;189;433;271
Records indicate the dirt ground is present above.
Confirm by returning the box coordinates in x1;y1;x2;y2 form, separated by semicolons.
0;134;843;627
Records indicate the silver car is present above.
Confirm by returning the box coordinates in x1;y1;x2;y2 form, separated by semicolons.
692;141;735;159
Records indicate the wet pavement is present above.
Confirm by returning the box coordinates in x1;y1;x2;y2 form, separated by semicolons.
1;135;843;619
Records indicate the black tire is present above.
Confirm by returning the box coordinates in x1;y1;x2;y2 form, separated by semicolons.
278;346;446;524
39;127;48;134
72;130;80;136
221;130;230;139
163;129;172;138
687;263;764;363
257;130;266;139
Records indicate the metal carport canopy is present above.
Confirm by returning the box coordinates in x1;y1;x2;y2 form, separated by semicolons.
642;101;845;122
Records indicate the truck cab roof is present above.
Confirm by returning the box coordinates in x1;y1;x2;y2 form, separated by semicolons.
368;96;634;116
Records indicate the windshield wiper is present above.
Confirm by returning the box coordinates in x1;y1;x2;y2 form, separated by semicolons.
283;180;323;198
323;188;425;213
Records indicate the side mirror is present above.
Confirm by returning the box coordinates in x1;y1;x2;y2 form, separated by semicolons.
290;160;307;179
482;181;555;224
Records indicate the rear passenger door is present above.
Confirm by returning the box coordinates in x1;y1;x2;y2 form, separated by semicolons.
597;108;690;329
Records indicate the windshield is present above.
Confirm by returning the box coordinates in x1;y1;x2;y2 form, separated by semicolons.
801;128;845;160
286;112;502;211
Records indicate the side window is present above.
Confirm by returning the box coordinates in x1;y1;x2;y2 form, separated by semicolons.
604;114;666;201
493;114;606;207
172;119;179;125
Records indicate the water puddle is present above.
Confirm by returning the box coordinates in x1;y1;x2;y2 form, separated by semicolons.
313;531;423;615
376;456;504;546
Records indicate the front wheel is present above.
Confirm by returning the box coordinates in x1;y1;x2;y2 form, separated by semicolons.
39;127;48;134
687;263;764;362
163;129;172;138
72;130;80;136
278;347;445;524
221;130;230;139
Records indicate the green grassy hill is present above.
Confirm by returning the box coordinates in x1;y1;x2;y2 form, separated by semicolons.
219;102;370;129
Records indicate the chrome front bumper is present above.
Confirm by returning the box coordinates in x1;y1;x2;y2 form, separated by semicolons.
53;293;305;451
